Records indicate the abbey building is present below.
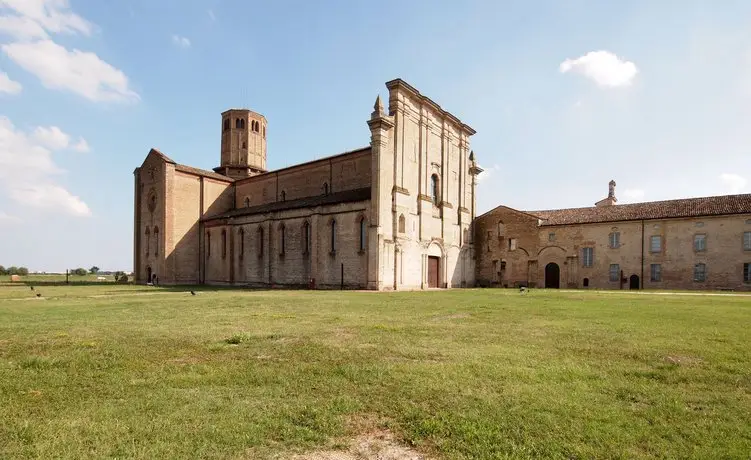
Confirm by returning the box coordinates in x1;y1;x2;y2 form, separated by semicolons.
133;79;481;289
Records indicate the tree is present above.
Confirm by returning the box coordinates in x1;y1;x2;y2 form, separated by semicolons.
17;267;28;276
71;268;87;276
7;266;18;275
0;266;6;276
89;266;100;274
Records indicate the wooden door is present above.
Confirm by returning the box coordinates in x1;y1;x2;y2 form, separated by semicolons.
428;256;440;288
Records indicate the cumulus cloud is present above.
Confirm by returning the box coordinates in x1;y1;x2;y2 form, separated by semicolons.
33;125;69;149
71;137;89;153
171;34;190;48
560;50;639;88
2;40;139;103
720;173;747;193
0;0;92;38
0;70;21;94
0;116;91;216
477;164;500;184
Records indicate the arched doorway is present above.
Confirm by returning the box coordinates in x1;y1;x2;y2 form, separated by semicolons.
629;274;640;290
544;263;560;289
146;266;152;284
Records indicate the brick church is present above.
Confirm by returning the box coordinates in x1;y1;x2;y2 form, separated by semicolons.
133;79;481;289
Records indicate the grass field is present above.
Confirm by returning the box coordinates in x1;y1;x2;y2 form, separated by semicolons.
1;285;749;459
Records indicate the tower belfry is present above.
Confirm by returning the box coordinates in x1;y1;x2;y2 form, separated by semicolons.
214;109;267;179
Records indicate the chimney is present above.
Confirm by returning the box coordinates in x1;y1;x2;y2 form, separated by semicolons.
595;179;617;207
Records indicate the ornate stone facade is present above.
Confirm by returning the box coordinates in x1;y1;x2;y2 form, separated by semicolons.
133;79;481;289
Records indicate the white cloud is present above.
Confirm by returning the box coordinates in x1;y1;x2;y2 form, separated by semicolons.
71;137;89;153
0;0;92;37
33;125;69;149
171;34;190;48
560;50;639;88
0;211;21;223
0;116;91;216
477;164;500;184
10;184;90;216
0;70;21;94
720;173;747;194
622;189;645;202
0;15;49;39
2;40;139;103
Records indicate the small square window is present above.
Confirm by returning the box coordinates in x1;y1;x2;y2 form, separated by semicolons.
548;232;555;242
695;222;704;227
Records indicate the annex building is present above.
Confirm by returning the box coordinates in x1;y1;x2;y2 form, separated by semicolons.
475;181;751;291
133;79;482;289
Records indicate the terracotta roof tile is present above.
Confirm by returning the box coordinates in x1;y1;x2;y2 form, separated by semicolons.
174;164;234;182
530;194;751;226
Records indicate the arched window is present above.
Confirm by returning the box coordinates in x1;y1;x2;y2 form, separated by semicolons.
497;221;505;238
257;226;264;257
223;119;229;131
398;214;406;234
279;224;286;255
145;227;150;256
359;217;366;252
206;231;211;258
154;226;159;256
242;141;246;149
323;182;329;195
430;174;439;205
331;220;337;251
238;228;245;260
302;221;310;254
236;119;241;129
221;229;227;259
244;197;250;208
280;190;286;201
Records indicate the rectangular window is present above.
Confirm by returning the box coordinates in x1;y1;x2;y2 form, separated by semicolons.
744;232;751;251
548;232;555;242
650;264;661;282
650;235;662;253
582;247;594;267
744;263;751;283
610;264;620;282
694;234;706;252
508;238;517;251
359;218;366;252
694;263;706;282
609;232;620;248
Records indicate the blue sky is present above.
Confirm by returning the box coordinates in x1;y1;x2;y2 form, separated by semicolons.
1;0;751;272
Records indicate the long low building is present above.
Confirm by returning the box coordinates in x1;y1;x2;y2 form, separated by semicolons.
475;181;751;291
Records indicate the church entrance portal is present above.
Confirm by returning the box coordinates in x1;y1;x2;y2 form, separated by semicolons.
428;256;440;288
629;274;640;290
544;263;560;289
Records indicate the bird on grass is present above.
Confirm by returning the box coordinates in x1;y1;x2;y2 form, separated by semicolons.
520;286;528;294
29;286;34;291
36;293;41;298
190;291;196;296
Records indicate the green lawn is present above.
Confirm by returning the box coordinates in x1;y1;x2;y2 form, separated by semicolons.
0;286;749;459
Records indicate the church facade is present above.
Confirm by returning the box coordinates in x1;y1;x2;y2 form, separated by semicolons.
133;79;481;289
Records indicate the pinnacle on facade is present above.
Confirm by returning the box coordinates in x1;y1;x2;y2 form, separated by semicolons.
371;95;384;118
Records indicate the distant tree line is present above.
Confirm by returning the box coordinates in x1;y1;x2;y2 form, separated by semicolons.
0;266;29;276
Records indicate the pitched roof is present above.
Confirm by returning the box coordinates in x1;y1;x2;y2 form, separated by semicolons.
204;187;371;221
174;164;233;182
529;194;751;226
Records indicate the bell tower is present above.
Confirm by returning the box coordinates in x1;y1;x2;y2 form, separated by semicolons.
214;109;267;179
